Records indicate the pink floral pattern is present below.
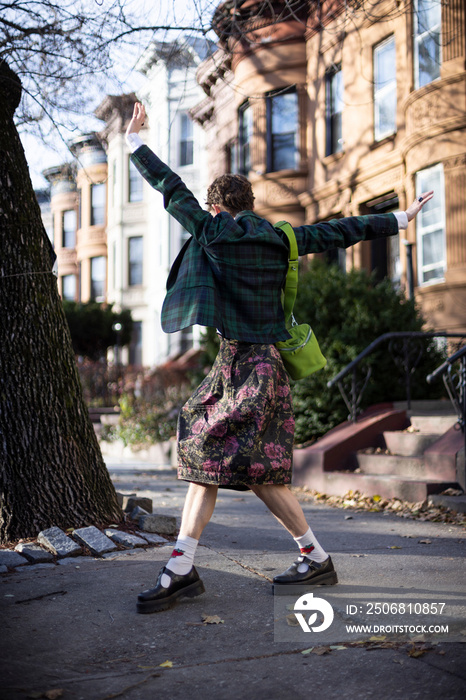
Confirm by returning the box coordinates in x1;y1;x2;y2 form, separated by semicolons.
177;339;294;490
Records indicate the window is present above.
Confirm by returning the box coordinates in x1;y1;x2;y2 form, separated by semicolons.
374;36;397;141
128;236;143;286
325;67;344;156
179;113;194;166
90;256;106;300
128;157;143;203
90;183;106;226
129;321;143;366
416;164;445;284
62;209;76;248
414;0;441;88
267;88;298;172
238;101;252;175
62;274;76;301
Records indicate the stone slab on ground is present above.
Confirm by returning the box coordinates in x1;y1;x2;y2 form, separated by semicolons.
138;513;177;535
136;531;169;544
428;494;466;513
123;495;153;513
72;526;117;556
104;529;148;548
37;526;82;558
130;505;150;521
115;491;136;508
14;543;54;564
0;551;28;569
26;563;57;572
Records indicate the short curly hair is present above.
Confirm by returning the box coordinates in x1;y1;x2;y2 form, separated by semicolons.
206;174;255;215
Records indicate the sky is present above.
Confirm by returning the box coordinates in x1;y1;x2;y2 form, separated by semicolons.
19;0;217;189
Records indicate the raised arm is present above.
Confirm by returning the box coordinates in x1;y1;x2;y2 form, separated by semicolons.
292;192;434;255
125;102;213;240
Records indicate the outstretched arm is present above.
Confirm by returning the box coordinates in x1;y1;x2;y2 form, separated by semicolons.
293;191;435;255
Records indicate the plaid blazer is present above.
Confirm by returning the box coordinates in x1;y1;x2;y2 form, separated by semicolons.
131;146;399;343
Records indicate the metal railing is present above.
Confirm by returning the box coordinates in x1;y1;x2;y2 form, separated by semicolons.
327;332;466;423
427;344;466;434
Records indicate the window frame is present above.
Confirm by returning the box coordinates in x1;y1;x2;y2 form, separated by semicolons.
90;183;106;226
62;209;77;248
179;112;194;167
238;101;252;176
373;35;397;141
325;66;344;156
90;255;106;300
413;0;442;89
415;163;446;286
128;236;143;287
266;87;299;173
128;156;143;203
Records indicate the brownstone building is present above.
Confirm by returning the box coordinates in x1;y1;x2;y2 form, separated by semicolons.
192;0;466;334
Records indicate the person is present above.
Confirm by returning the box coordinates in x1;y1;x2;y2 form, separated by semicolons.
125;102;434;614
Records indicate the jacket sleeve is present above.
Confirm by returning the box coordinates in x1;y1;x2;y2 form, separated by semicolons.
130;145;214;240
293;214;399;255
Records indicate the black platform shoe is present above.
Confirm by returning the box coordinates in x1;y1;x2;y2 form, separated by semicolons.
273;556;338;587
137;566;205;614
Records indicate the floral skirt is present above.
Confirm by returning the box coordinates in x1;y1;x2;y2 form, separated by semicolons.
177;338;295;490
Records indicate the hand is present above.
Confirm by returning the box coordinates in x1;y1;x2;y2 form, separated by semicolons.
126;102;146;137
405;191;434;222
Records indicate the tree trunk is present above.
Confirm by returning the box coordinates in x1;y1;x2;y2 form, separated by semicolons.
0;61;123;544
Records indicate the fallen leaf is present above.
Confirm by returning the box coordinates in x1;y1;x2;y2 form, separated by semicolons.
418;539;432;544
311;646;331;655
301;648;314;655
201;614;224;625
393;659;404;665
159;660;173;668
330;645;347;650
408;649;426;658
286;614;300;627
45;691;64;700
369;636;386;642
388;546;402;549
372;495;381;502
137;665;158;670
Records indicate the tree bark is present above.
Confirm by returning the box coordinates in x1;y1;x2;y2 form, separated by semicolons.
0;60;123;543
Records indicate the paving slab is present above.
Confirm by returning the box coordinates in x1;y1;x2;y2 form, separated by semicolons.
104;529;149;548
0;550;28;568
37;526;82;557
72;526;118;555
14;543;54;563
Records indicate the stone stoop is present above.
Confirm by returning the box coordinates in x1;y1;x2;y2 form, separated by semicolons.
292;402;463;501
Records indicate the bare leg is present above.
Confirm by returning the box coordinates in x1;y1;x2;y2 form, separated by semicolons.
249;484;308;538
179;482;219;540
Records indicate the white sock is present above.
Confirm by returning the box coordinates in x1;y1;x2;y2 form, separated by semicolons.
160;535;199;587
294;526;328;571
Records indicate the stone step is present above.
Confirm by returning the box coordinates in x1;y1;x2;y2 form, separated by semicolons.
354;452;457;481
382;430;442;457
323;471;454;503
408;414;458;433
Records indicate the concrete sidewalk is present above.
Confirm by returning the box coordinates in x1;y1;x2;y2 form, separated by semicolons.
1;461;465;700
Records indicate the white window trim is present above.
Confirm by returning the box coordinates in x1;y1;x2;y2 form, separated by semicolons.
413;0;442;89
416;163;446;286
373;35;397;141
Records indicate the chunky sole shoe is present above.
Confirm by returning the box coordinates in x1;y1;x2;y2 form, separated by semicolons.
137;566;205;614
273;555;338;588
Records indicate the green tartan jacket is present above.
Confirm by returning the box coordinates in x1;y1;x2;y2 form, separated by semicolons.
131;145;399;343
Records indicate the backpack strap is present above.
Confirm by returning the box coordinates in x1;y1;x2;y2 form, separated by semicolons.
275;220;299;325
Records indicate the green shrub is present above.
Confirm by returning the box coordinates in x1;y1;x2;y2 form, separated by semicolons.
290;259;445;444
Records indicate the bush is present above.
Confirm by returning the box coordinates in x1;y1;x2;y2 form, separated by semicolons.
63;301;133;361
290;259;445;444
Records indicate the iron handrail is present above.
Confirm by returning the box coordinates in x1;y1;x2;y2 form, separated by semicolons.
327;331;466;423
